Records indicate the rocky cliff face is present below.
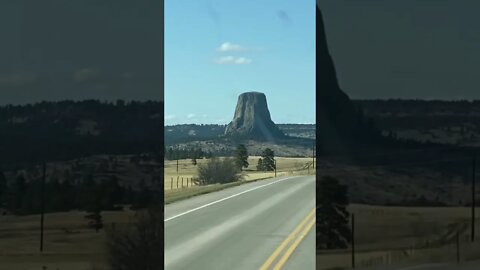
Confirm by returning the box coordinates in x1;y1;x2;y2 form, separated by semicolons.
225;92;285;141
316;6;375;154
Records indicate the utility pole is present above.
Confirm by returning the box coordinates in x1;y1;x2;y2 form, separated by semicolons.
274;159;277;177
40;162;46;252
472;154;476;242
313;141;315;170
176;159;179;173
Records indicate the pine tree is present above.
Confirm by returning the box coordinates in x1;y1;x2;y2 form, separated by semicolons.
85;207;103;233
257;158;264;171
0;169;6;203
234;144;249;170
84;183;104;232
261;148;275;171
316;176;351;249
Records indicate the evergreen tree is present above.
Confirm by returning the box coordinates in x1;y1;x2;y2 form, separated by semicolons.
316;176;351;249
0;169;6;203
84;181;104;232
85;207;103;233
261;148;275;171
256;158;264;171
234;144;249;170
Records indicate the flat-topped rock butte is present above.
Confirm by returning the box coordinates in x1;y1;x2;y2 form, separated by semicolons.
225;92;285;141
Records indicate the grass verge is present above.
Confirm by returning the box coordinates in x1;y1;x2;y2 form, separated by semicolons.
164;177;273;204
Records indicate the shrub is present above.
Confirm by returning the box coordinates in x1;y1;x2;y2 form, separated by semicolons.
196;157;241;185
106;207;163;270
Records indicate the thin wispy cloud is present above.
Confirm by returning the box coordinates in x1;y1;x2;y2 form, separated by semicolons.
165;115;176;120
215;56;252;65
217;42;247;52
217;42;265;52
187;113;196;118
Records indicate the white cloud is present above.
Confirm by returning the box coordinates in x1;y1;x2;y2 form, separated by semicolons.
165;115;176;120
187;113;196;118
217;42;247;52
215;56;252;65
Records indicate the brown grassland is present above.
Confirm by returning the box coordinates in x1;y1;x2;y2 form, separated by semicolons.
1;157;479;269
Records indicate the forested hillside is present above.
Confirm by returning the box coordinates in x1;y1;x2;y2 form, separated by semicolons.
0;100;162;168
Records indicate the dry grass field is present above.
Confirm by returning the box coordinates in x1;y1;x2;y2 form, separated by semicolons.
1;204;479;269
164;156;314;203
317;204;480;269
164;156;314;190
0;209;138;270
2;156;479;269
0;156;314;269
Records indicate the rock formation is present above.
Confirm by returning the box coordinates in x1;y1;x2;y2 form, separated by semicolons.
316;6;377;154
225;92;285;141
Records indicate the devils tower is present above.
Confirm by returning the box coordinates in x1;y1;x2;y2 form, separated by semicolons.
225;92;285;140
315;6;379;154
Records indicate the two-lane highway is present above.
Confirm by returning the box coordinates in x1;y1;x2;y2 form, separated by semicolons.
164;175;315;270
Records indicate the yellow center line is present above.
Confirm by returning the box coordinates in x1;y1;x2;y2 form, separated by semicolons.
273;216;316;270
259;207;316;270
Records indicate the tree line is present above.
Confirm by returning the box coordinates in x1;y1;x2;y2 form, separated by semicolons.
0;169;158;217
164;147;213;160
0;100;163;168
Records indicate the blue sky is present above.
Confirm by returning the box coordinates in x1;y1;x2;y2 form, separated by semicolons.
165;0;315;125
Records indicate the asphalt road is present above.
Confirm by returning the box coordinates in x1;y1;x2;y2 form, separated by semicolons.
164;175;316;270
359;261;480;270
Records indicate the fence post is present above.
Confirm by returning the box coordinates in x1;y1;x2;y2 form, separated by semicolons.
472;154;476;242
187;177;189;187
352;213;356;269
182;177;184;188
176;176;179;189
457;230;460;263
171;177;173;190
40;162;46;252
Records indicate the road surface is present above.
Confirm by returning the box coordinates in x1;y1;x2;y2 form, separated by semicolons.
165;175;315;270
359;261;480;270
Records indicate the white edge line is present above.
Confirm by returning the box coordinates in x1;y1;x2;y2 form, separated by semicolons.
164;176;297;222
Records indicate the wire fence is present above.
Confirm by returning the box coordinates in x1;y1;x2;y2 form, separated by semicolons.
164;157;316;191
317;148;480;269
